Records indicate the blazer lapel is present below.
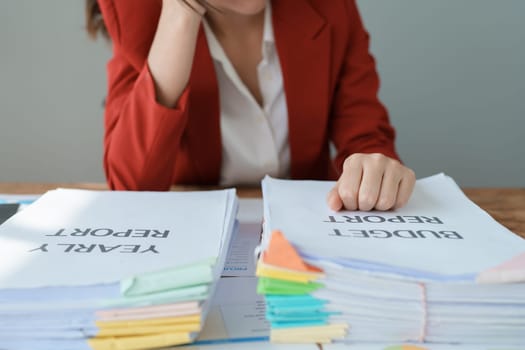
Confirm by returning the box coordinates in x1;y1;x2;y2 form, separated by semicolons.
272;1;332;179
186;27;222;185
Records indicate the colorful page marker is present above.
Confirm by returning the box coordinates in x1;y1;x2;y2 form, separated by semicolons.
477;252;525;284
262;230;322;273
384;345;428;350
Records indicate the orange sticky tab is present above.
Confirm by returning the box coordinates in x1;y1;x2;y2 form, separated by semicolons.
263;230;322;273
384;345;428;350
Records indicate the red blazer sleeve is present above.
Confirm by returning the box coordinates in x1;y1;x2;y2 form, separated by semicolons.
100;0;189;191
329;0;400;174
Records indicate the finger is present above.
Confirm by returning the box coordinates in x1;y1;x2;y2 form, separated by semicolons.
338;159;363;211
375;168;402;211
358;157;386;211
395;169;416;209
327;183;344;211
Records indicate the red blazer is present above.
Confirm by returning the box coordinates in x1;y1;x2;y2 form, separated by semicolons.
99;0;399;190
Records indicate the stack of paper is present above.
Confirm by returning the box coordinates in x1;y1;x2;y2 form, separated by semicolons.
257;174;525;345
0;188;238;350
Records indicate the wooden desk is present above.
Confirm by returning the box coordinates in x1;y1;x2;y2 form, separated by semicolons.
0;183;524;349
0;183;524;239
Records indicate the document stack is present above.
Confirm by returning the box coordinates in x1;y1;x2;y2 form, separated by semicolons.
0;188;238;350
257;174;525;345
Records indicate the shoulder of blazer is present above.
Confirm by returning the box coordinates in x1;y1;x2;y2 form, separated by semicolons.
307;0;372;63
98;0;163;70
304;0;359;35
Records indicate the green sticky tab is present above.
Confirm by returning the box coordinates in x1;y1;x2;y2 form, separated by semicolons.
121;258;216;296
105;283;210;308
257;277;323;295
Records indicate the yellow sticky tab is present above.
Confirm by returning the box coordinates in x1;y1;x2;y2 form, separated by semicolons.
88;332;192;350
270;323;348;343
256;261;321;283
271;335;334;344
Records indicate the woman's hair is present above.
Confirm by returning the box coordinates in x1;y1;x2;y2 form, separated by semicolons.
85;0;108;39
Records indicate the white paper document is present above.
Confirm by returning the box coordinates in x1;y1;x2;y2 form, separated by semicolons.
0;187;239;349
0;188;235;289
258;173;525;345
262;173;525;281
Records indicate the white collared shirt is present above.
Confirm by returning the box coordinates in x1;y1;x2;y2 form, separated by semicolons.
203;2;290;186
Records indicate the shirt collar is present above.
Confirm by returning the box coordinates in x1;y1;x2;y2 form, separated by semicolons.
262;0;275;45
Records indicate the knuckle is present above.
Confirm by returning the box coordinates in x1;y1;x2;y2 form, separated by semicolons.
344;153;362;169
367;153;388;169
383;157;401;173
387;158;401;168
351;153;364;161
371;153;386;162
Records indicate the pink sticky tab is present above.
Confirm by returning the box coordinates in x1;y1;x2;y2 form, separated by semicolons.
477;252;525;284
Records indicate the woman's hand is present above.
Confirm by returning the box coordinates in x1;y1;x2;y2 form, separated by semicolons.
327;153;416;211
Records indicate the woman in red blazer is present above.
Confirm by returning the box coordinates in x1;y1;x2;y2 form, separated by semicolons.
87;0;415;211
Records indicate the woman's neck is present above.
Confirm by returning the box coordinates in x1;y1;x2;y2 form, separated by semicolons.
204;6;267;106
205;7;265;42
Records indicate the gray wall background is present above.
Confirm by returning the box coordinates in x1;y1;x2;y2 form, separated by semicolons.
0;1;524;186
